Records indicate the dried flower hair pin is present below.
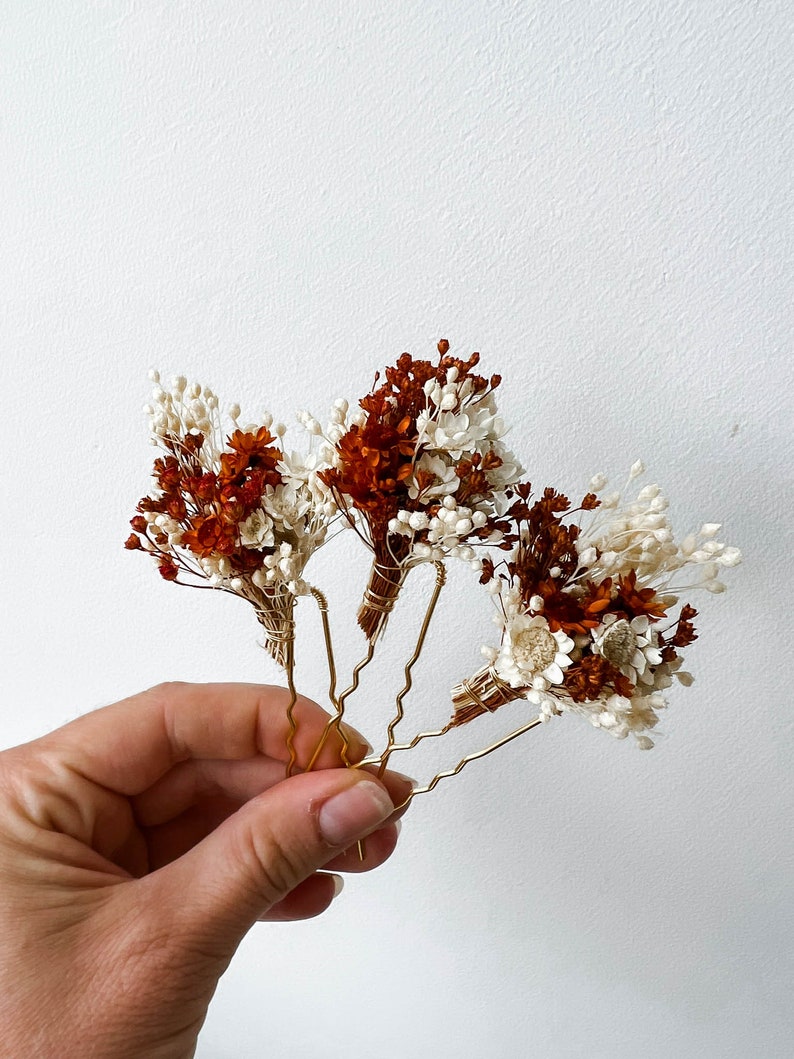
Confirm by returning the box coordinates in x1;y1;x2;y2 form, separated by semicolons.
449;469;740;751
127;343;740;798
310;340;521;641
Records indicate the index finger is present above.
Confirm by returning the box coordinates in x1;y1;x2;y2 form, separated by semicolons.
36;682;369;795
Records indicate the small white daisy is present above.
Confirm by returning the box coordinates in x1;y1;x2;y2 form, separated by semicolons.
495;613;575;690
591;613;662;685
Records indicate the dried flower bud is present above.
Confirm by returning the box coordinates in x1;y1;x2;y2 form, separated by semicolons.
717;547;742;567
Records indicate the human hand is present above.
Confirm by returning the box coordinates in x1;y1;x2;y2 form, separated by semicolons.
0;682;409;1058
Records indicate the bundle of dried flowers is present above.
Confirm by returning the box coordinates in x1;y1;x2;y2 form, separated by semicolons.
127;348;741;801
451;462;741;748
126;372;335;666
311;340;522;641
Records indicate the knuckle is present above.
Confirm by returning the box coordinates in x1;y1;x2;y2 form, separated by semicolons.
146;679;189;699
234;819;308;907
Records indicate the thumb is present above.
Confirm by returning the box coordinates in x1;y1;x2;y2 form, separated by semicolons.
140;770;394;952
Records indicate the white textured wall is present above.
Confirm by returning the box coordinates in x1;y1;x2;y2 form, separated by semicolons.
2;2;792;1057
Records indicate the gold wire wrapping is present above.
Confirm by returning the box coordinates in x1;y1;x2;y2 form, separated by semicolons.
255;597;296;669
263;623;296;641
459;677;495;714
363;584;401;611
450;663;526;726
357;560;407;640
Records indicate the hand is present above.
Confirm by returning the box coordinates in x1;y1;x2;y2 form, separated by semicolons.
0;682;409;1058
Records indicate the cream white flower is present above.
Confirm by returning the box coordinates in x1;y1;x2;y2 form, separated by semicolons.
591;613;662;685
406;453;460;500
495;613;575;689
485;440;522;491
278;448;334;495
239;508;275;549
264;482;312;535
416;377;522;489
587;691;666;746
422;407;495;457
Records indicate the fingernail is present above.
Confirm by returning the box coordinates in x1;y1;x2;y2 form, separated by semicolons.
319;781;394;847
391;770;418;789
330;874;344;898
360;765;416;787
381;770;416;806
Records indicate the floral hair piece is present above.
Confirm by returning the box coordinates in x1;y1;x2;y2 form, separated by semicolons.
128;344;741;796
451;469;740;748
126;374;335;668
311;340;521;641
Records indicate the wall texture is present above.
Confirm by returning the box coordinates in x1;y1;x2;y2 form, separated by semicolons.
2;2;792;1056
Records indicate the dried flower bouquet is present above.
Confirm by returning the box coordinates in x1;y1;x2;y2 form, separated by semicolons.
306;340;521;641
127;343;740;795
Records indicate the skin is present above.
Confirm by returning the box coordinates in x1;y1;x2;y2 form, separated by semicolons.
0;682;411;1058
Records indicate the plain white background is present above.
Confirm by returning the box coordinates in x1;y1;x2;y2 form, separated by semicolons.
2;2;792;1056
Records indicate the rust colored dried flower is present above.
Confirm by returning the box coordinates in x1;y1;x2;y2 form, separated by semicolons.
563;655;634;703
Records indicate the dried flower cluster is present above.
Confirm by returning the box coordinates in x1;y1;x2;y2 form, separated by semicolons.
126;372;335;665
307;340;521;639
128;345;741;768
451;463;741;747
